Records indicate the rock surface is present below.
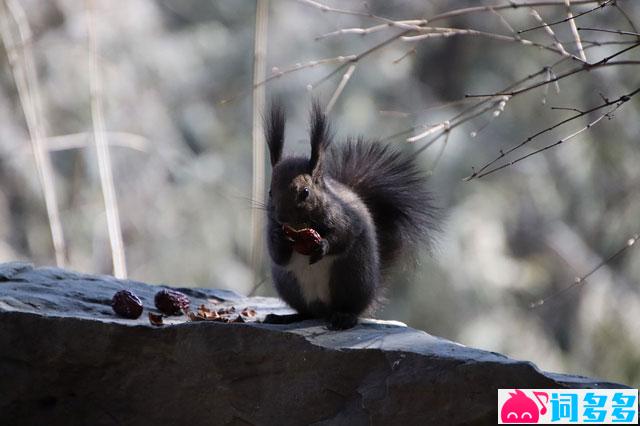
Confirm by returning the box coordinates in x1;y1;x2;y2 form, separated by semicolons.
0;262;628;425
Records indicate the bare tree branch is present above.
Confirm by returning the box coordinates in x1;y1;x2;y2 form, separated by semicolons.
224;0;605;105
528;8;571;57
466;87;640;180
427;0;603;23
517;0;614;34
577;27;640;37
465;42;640;98
530;233;639;308
402;27;586;63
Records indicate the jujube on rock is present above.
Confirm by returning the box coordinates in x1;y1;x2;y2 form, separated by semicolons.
154;289;190;315
111;290;143;319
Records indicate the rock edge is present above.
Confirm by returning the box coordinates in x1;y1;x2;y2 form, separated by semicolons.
0;262;628;426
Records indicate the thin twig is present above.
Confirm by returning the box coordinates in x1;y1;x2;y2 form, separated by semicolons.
407;121;450;143
476;107;613;177
379;97;480;119
565;0;587;61
465;42;640;98
550;106;583;113
315;20;425;41
386;54;573;150
467;88;639;180
467;88;639;179
613;3;639;37
402;27;586;63
294;0;369;17
40;132;150;153
541;66;561;104
309;30;402;91
248;276;268;297
517;0;614;34
0;0;67;266
530;233;639;308
528;8;570;57
382;125;427;142
470;96;511;138
489;7;518;35
415;60;566;148
325;63;356;113
415;102;497;154
220;54;356;104
399;62;561;150
578;39;639;47
467;58;640;98
392;47;416;64
577;27;640;37
427;130;451;174
86;0;127;278
296;0;425;31
229;0;604;105
426;0;602;24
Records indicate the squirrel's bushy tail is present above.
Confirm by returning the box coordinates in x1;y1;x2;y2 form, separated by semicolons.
328;138;438;270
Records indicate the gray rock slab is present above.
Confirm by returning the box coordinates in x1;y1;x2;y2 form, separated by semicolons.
0;262;628;425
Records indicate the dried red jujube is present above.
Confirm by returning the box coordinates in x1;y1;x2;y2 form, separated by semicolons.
154;289;190;315
283;225;322;255
111;290;143;319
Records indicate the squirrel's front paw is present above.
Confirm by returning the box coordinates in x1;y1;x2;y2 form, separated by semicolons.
309;239;329;264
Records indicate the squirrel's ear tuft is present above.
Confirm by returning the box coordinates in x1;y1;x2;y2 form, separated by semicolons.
309;100;332;178
264;99;286;166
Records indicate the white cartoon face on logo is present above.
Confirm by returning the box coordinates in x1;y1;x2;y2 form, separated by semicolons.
500;390;548;424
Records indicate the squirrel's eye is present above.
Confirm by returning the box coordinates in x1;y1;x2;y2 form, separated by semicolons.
299;187;310;201
268;189;272;198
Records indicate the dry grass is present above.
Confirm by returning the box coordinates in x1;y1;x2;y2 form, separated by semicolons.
0;0;66;266
86;0;127;278
250;0;270;285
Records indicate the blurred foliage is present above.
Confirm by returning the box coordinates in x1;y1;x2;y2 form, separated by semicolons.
0;0;638;387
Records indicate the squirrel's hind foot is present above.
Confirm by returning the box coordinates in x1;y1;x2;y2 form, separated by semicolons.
327;312;358;330
263;313;308;325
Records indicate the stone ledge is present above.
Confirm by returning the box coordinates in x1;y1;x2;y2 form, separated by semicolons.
0;262;628;425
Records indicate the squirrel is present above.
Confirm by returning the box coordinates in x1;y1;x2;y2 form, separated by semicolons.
264;100;437;330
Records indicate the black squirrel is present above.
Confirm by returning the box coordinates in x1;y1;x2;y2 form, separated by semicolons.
264;100;437;330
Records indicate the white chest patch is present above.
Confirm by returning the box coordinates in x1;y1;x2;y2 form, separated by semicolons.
286;252;334;305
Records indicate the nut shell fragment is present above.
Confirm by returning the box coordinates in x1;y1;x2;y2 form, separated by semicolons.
148;312;164;326
241;307;257;317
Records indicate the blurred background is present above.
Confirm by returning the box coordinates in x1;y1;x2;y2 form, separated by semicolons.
0;0;638;387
